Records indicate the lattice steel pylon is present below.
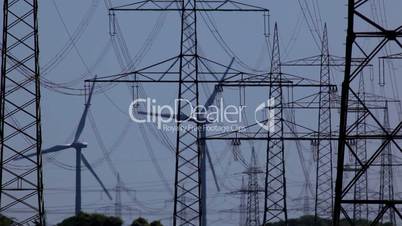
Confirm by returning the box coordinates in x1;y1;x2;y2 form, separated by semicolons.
314;24;334;224
0;0;45;225
352;75;368;222
378;102;396;225
245;148;261;226
91;1;268;225
115;174;122;219
172;1;202;225
239;176;246;226
333;0;402;225
263;23;288;225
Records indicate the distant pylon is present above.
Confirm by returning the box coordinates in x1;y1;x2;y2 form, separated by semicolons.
352;75;369;222
246;148;261;226
0;0;45;224
115;174;122;218
239;177;246;226
263;23;288;224
314;24;334;224
379;102;396;225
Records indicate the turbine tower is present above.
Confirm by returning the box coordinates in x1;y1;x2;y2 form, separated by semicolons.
23;81;112;215
0;0;45;224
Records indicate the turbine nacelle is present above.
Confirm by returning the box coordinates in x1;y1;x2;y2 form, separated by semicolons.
71;142;88;149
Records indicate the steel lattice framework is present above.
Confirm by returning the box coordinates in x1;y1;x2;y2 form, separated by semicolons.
89;1;268;225
0;0;45;225
263;23;288;224
246;148;262;226
379;102;396;225
333;0;402;225
351;76;369;222
172;1;201;225
314;24;334;223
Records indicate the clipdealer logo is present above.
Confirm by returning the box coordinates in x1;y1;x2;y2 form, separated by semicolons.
254;98;276;132
128;98;276;132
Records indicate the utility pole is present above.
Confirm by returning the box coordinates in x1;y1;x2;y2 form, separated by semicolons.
89;1;268;225
263;23;288;225
314;24;334;224
333;0;402;225
0;0;45;225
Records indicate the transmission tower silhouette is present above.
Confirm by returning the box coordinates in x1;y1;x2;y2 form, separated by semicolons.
263;23;288;224
352;75;369;222
333;0;402;225
0;0;45;225
378;102;396;225
239;176;246;226
88;1;268;225
115;174;123;219
245;148;263;226
314;24;334;223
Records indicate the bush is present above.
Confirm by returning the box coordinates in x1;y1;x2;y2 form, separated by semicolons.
150;220;163;226
131;217;150;226
57;212;123;226
0;215;14;226
264;215;392;226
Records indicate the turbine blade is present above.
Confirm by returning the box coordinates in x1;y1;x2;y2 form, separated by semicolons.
204;58;235;108
81;153;113;200
19;144;71;159
137;111;174;119
205;143;220;192
137;111;190;121
73;77;96;143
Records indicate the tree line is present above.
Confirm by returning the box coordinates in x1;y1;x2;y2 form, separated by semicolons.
0;213;163;226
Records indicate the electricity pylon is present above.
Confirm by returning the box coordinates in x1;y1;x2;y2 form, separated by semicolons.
378;102;396;225
333;0;402;225
314;24;334;224
245;148;262;226
115;174;123;219
0;0;45;224
88;1;268;225
352;75;369;222
263;23;288;225
239;176;246;226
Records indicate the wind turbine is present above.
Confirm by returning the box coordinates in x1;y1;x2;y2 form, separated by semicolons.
22;79;112;215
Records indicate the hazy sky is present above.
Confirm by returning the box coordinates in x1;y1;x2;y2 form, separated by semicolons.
2;0;402;225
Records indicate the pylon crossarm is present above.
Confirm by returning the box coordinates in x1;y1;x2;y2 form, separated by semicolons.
110;0;268;12
282;54;367;67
